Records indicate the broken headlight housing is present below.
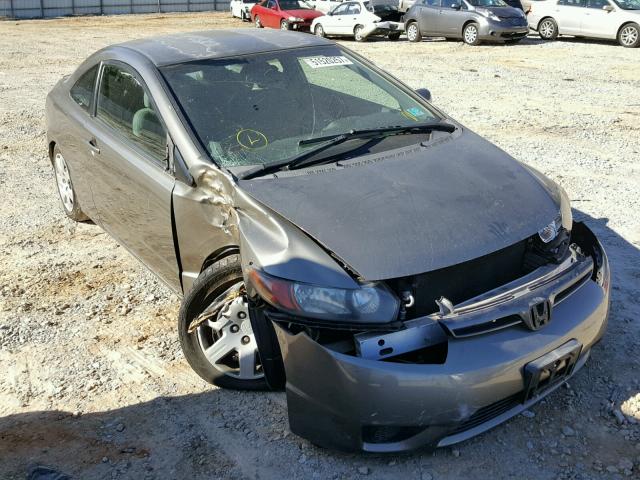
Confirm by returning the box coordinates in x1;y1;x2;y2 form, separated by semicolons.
247;269;400;324
538;186;572;243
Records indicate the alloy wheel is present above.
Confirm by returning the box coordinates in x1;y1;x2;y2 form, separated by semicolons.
281;20;289;30
354;25;365;41
255;16;262;28
196;283;263;381
540;20;555;39
54;152;74;213
620;25;638;47
407;23;419;42
315;24;324;37
464;24;478;44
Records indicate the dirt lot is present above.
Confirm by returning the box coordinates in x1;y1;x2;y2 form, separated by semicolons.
1;11;639;480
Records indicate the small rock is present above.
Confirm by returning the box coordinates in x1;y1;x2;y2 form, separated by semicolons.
606;465;619;474
618;458;633;470
388;460;397;466
298;454;307;464
526;441;534;450
421;473;433;480
521;410;536;418
613;409;626;425
561;426;575;437
357;466;370;475
116;423;125;432
102;457;109;463
452;449;460;457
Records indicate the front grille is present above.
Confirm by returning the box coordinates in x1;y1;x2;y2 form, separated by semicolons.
449;392;522;436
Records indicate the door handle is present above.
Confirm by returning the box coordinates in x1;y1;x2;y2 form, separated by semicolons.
88;138;100;156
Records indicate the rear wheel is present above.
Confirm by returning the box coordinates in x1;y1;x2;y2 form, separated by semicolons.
178;255;268;390
538;17;558;40
255;15;263;28
314;23;325;37
406;22;421;42
388;31;401;40
618;22;640;48
280;19;290;30
354;24;366;41
52;145;88;222
463;22;480;45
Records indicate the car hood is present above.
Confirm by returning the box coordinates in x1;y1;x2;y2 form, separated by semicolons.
282;8;323;18
238;128;560;281
484;5;524;16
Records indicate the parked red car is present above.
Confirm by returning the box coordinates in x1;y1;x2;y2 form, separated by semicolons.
251;0;323;32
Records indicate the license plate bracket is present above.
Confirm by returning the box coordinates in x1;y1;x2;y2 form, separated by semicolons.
523;339;582;401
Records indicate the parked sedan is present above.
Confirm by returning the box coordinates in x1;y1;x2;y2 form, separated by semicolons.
46;29;609;453
312;0;404;40
251;0;322;30
528;0;640;47
230;0;258;20
405;0;530;44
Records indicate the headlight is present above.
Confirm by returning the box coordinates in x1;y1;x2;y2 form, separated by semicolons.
288;16;304;21
477;7;501;21
247;269;400;324
538;211;563;243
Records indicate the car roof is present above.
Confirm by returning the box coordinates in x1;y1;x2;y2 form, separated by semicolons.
115;29;334;67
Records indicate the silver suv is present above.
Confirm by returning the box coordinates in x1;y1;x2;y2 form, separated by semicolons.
405;0;529;44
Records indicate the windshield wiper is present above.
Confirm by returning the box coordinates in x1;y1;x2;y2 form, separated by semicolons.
239;121;456;180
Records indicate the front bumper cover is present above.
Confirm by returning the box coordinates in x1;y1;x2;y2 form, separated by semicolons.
271;222;610;452
361;21;404;38
478;18;529;40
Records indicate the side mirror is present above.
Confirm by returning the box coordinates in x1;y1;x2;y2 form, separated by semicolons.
416;88;432;102
450;2;461;8
603;4;614;11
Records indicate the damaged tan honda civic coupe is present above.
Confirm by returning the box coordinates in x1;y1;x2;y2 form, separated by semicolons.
46;29;610;452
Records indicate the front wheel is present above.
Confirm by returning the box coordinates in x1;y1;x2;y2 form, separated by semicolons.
463;22;481;45
314;23;325;37
538;17;558;40
406;22;421;42
618;23;640;48
254;15;263;28
178;254;268;390
354;24;367;41
280;19;290;30
388;31;401;41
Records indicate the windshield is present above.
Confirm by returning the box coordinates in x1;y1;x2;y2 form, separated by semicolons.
161;46;439;168
612;0;640;8
278;0;312;8
466;0;508;6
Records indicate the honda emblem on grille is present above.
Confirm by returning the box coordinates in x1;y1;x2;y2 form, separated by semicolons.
525;300;552;331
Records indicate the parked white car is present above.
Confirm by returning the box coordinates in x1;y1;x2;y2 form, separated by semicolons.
314;0;346;12
312;0;404;40
230;0;258;20
528;0;640;47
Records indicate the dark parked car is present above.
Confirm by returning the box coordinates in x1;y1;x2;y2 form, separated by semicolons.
46;29;610;453
405;0;530;44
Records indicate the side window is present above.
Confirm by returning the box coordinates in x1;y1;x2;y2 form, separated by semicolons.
96;63;167;164
586;0;607;7
70;65;98;112
347;3;361;13
267;0;277;7
558;0;584;6
333;3;349;13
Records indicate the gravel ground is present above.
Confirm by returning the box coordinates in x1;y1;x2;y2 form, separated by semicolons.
1;12;640;480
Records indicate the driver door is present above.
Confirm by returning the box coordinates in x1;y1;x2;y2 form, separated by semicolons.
326;3;352;34
438;0;468;36
86;61;180;291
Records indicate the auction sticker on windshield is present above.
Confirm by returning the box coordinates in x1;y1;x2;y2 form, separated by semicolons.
303;56;353;69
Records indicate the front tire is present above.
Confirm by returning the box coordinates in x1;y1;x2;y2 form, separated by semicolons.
406;22;422;42
52;145;88;222
255;15;263;28
178;254;268;390
463;22;481;45
618;22;640;48
354;24;366;41
314;23;325;37
538;17;558;40
281;19;290;30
